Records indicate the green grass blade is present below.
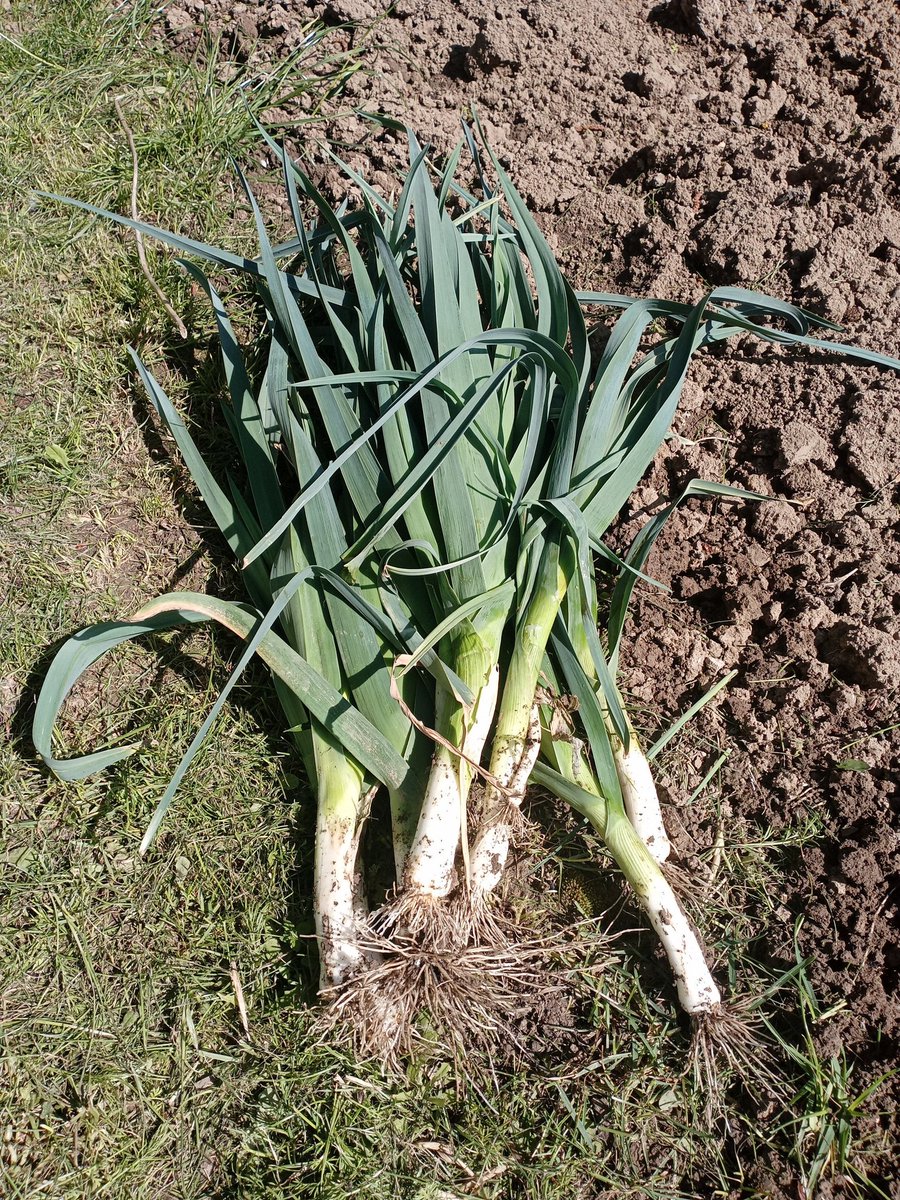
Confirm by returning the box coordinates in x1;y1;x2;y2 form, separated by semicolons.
647;670;738;761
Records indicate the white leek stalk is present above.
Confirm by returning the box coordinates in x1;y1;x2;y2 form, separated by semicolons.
314;743;367;990
403;662;500;897
532;756;720;1017
604;811;719;1014
470;547;570;898
567;617;672;864
612;715;671;864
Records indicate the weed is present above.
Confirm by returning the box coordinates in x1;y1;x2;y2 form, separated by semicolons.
766;937;895;1200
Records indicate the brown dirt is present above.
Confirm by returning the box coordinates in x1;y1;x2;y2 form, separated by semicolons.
156;0;900;1194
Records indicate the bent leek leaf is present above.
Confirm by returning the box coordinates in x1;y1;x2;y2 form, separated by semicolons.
34;591;412;796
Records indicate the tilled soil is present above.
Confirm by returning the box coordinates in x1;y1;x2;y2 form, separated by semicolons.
158;0;899;1194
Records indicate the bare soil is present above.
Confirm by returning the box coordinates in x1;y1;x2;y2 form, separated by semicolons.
157;0;899;1194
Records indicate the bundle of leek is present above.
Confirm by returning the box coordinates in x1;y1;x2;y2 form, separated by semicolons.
32;123;586;998
32;121;900;1052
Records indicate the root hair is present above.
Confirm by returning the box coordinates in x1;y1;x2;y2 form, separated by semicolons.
690;998;782;1119
316;899;594;1072
661;860;708;910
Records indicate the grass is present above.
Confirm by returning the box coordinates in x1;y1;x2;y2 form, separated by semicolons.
0;3;893;1197
759;940;897;1200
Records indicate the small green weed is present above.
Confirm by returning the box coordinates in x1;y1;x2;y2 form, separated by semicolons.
764;932;895;1200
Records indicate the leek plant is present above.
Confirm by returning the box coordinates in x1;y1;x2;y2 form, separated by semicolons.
32;119;900;1056
530;311;900;1031
31;294;429;990
463;269;900;910
32;122;589;1003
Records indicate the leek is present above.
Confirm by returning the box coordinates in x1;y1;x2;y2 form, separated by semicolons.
470;542;573;898
532;759;720;1015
